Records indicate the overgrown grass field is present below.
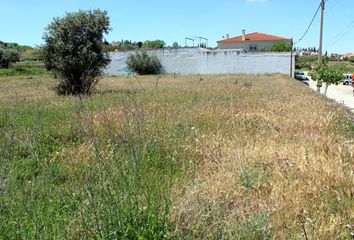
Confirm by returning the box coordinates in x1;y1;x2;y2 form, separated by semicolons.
329;61;354;73
0;61;47;77
0;74;353;239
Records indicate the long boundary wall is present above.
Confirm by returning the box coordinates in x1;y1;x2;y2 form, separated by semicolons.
105;48;294;76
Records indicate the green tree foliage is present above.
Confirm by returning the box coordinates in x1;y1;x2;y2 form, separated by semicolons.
142;40;165;50
126;51;162;75
270;42;291;52
0;49;20;68
0;41;33;51
43;9;111;95
311;55;343;95
102;40;142;52
295;55;318;70
101;44;118;52
103;40;166;52
0;40;44;62
120;40;139;50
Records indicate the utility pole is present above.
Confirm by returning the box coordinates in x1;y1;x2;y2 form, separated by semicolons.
290;38;294;78
318;0;325;64
317;0;325;92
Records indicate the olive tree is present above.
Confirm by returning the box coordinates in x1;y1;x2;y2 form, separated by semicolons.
43;9;111;95
0;49;20;68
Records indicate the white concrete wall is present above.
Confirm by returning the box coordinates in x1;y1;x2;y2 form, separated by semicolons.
105;48;294;76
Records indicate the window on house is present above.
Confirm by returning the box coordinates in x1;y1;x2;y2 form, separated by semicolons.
250;44;257;52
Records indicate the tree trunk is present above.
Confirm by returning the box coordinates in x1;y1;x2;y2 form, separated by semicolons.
324;83;329;96
316;82;322;93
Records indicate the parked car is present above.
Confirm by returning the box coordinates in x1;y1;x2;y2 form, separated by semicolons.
342;74;353;85
295;71;308;81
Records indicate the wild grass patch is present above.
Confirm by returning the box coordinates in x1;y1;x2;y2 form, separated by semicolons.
0;74;353;239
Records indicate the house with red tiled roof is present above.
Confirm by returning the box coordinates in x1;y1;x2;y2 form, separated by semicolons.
217;30;291;52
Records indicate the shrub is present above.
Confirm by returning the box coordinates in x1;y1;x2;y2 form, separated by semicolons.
271;42;291;52
126;51;162;75
42;9;111;95
0;49;20;68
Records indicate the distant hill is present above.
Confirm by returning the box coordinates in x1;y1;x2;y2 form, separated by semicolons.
0;41;33;51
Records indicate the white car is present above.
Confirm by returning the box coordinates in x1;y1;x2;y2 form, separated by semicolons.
343;74;353;85
295;71;308;81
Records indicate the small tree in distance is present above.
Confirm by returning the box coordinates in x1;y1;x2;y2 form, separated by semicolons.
0;49;20;68
43;9;111;95
311;55;343;96
142;40;165;50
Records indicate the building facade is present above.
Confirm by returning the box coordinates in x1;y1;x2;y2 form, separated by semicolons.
218;31;291;52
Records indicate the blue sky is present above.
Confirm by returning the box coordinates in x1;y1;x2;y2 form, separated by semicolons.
0;0;352;53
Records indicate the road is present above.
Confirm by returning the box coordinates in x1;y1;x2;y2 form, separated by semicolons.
303;74;354;113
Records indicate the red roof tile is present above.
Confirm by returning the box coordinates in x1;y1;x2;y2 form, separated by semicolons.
218;32;290;43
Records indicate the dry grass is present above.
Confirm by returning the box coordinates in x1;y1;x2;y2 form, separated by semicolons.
0;76;55;104
98;74;354;238
158;75;353;239
1;74;353;239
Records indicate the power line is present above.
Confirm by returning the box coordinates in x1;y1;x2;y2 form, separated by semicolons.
325;0;354;49
327;20;354;44
294;2;322;45
326;21;354;48
328;0;342;11
294;0;330;45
